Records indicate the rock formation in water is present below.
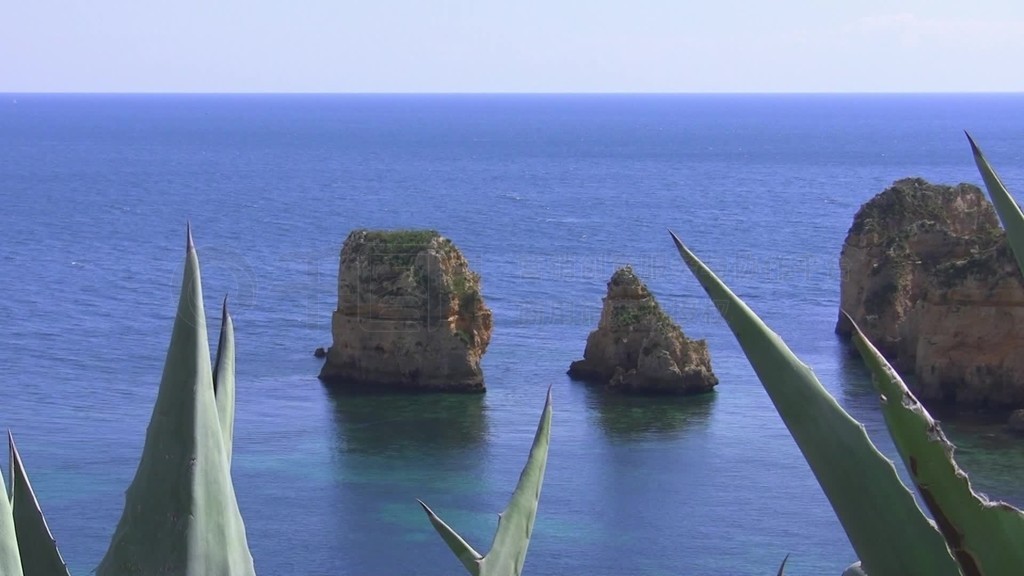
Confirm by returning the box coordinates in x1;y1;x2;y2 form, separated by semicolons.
568;266;718;394
318;229;492;392
836;177;1024;408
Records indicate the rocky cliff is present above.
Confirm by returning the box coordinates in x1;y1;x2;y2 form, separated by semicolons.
568;266;718;395
836;178;1024;408
318;229;492;392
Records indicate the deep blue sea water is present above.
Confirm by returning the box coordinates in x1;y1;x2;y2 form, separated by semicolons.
2;94;1024;575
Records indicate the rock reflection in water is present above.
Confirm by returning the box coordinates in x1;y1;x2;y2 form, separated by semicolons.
323;386;488;456
589;388;716;441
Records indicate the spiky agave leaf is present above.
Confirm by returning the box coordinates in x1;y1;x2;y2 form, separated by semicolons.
967;133;1024;275
417;504;482;576
95;226;256;576
0;454;24;576
419;387;552;576
848;311;1024;575
669;231;960;576
212;296;236;465
8;432;70;575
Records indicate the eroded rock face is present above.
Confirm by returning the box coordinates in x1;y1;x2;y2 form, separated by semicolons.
318;230;492;392
568;266;718;395
837;178;1024;408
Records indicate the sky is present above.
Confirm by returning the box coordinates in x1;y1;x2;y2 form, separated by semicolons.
2;0;1023;93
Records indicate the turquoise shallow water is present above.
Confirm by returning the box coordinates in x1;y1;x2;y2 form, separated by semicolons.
2;93;1024;575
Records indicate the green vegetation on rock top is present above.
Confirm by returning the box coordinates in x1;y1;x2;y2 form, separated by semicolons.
350;229;455;272
849;179;979;236
357;229;441;248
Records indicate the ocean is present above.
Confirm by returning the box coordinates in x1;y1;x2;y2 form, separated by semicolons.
2;93;1023;575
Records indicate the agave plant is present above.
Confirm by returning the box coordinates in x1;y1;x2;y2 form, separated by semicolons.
95;225;255;576
668;133;1024;575
0;432;72;576
1;226;255;576
419;387;552;576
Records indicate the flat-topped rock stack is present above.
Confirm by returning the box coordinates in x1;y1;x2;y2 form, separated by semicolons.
318;229;492;392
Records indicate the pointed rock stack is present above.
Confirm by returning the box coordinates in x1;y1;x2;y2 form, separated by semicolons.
568;266;718;395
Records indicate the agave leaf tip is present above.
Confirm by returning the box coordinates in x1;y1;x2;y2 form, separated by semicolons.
186;221;194;252
222;295;230;318
7;429;17;464
964;130;980;152
6;429;12;486
668;229;692;257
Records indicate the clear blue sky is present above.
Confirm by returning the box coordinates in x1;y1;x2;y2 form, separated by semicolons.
3;0;1022;93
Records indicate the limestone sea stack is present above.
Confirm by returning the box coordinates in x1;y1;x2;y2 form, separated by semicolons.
318;229;493;392
836;178;1024;408
568;266;718;394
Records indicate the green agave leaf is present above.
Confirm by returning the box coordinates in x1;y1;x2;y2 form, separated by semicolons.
967;133;1024;275
96;226;256;576
0;452;24;576
669;231;960;576
213;296;236;465
420;387;552;576
417;503;482;576
847;311;1024;575
8;432;70;576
